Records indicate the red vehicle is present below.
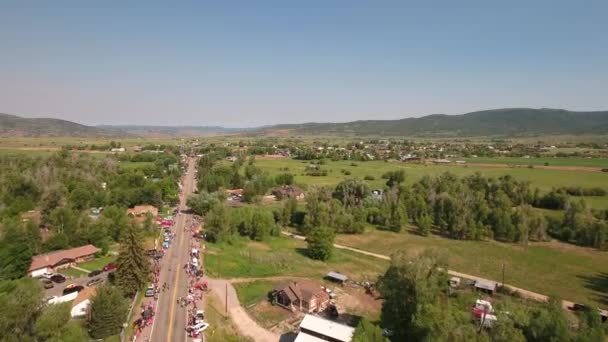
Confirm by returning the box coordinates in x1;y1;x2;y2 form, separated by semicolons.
103;263;117;271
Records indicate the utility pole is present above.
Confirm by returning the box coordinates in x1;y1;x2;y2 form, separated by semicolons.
502;263;505;288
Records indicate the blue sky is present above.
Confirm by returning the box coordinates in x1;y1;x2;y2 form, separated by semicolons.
1;1;606;127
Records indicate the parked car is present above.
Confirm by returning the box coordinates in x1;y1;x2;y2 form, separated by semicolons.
40;272;54;279
40;278;54;289
50;274;66;283
88;269;103;277
62;285;84;295
103;263;117;272
86;278;103;287
145;285;155;297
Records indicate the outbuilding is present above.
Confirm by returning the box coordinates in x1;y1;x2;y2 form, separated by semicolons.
295;314;355;342
326;271;348;284
474;280;498;295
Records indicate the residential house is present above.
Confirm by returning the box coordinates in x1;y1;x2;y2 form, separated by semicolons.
126;205;159;217
295;314;355;342
28;244;99;277
226;189;244;201
271;185;305;200
71;287;97;318
272;281;330;313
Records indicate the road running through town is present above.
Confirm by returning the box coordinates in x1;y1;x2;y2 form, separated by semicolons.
148;157;198;342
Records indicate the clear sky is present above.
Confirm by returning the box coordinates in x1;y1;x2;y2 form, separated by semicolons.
1;1;606;127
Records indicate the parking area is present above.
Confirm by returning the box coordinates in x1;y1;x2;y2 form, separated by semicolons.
40;271;111;298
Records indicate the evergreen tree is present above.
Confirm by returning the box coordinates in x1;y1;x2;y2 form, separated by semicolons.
306;226;334;261
88;285;129;339
115;223;150;296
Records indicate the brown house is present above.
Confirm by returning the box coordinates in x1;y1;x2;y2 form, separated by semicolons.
126;205;159;217
271;185;305;200
271;280;330;313
28;244;99;277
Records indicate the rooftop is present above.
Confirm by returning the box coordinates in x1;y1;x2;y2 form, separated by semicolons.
299;314;355;342
29;244;99;271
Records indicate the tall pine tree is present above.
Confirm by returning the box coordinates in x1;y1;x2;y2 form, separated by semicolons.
114;223;150;296
88;285;129;339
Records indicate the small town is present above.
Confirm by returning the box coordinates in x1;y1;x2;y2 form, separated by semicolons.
1;2;608;342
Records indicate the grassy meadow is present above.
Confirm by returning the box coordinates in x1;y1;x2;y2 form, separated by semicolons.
204;235;387;281
250;158;608;209
335;228;608;308
462;156;608;168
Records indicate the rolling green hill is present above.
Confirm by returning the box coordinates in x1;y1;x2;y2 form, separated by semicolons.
259;108;608;137
0;113;127;137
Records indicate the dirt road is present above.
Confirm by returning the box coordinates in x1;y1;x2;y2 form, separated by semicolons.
205;277;280;342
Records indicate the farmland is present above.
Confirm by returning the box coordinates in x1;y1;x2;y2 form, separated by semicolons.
248;158;608;209
334;228;608;308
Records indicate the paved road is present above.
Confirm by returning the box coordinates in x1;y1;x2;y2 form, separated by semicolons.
150;157;197;342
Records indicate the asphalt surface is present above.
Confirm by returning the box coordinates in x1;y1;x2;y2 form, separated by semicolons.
41;272;110;298
150;157;197;342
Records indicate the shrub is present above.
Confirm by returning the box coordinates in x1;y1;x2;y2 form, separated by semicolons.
364;175;375;181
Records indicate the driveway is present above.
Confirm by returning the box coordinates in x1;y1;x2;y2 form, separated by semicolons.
205;277;281;342
41;271;110;298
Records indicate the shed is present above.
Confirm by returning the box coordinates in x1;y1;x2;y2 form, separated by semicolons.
474;280;497;295
296;314;355;342
326;271;348;284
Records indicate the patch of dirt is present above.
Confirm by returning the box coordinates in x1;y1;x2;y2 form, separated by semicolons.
332;285;382;317
247;241;272;251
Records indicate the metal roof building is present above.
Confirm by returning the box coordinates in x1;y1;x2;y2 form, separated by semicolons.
326;271;348;283
295;314;355;342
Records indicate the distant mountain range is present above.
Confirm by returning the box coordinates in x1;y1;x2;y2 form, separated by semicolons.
98;125;258;138
258;108;608;137
2;108;607;138
0;113;127;138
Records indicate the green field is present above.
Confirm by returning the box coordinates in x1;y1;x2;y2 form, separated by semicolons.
463;157;608;168
234;280;278;307
204;235;387;281
335;229;608;308
250;159;608;208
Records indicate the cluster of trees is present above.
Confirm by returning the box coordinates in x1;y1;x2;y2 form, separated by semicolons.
203;203;279;243
0;278;89;341
0;276;130;341
378;251;606;342
196;155;281;202
0;152;176;279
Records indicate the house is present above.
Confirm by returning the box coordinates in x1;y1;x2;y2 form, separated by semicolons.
126;205;159;217
474;280;498;295
29;244;99;277
432;159;452;164
271;185;305;200
271;281;330;313
226;189;244;201
295;314;355;342
71;287;96;318
110;147;125;152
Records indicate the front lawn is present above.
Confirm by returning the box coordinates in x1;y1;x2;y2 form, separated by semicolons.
234;280;278;308
78;255;116;271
